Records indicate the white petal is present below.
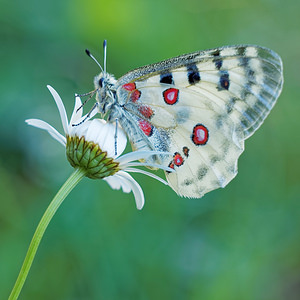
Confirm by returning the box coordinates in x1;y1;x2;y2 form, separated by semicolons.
47;85;69;135
105;165;170;210
125;168;169;185
93;120;114;155
123;162;175;173
69;95;83;125
104;174;132;193
85;120;127;158
116;171;145;210
117;150;172;165
25;119;66;146
85;119;109;147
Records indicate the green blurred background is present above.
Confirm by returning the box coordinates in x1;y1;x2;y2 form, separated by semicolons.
1;0;299;299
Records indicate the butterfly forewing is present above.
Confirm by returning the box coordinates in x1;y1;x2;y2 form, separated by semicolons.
109;45;283;198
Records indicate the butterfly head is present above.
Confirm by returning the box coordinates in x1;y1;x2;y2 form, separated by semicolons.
94;72;117;114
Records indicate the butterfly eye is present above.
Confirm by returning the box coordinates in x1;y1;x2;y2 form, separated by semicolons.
98;77;104;88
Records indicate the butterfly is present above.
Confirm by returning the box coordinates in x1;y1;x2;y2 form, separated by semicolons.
87;42;283;198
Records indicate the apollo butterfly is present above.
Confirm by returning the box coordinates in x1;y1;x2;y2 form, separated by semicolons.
86;41;283;198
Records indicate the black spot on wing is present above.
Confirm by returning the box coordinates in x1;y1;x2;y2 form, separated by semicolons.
187;64;201;85
212;49;220;56
237;46;247;56
217;71;230;90
183;146;190;157
197;166;208;180
210;155;221;165
160;72;174;85
214;58;223;70
183;178;194;186
212;49;223;70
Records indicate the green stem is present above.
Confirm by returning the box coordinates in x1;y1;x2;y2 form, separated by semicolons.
8;168;87;300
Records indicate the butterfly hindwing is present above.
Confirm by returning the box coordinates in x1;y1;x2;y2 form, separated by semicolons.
117;82;245;197
108;45;283;197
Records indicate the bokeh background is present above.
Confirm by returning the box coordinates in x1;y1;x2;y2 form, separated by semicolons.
1;0;299;299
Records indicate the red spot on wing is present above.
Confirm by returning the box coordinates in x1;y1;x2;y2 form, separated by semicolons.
192;124;209;145
122;82;136;91
131;89;141;102
167;152;185;173
138;105;154;119
173;152;184;166
163;88;179;105
122;82;141;102
138;120;153;137
167;161;175;173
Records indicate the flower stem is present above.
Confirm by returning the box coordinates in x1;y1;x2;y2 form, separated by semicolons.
8;168;87;300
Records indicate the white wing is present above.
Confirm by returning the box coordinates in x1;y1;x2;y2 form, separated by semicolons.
112;45;283;197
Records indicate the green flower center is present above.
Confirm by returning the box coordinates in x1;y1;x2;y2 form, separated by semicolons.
66;135;120;179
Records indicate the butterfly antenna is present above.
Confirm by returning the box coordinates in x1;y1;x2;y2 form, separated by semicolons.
85;49;104;73
103;39;107;75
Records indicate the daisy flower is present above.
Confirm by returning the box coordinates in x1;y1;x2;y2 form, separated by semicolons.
26;85;171;210
9;86;172;300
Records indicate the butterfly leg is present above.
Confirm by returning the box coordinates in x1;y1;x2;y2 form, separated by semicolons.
114;118;118;156
75;89;97;113
72;102;99;126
